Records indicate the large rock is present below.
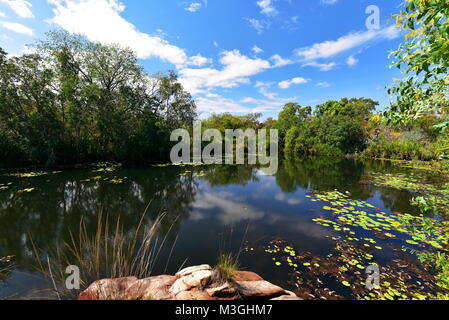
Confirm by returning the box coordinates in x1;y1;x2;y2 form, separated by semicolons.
78;265;299;301
235;280;287;299
176;265;212;277
125;275;176;300
78;277;138;300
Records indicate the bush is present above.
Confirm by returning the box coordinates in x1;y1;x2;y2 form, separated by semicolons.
362;140;437;161
431;134;449;160
284;115;366;156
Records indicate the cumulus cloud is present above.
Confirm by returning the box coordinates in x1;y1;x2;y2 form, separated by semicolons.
47;0;206;67
179;49;271;94
0;0;33;18
1;21;33;35
278;77;308;89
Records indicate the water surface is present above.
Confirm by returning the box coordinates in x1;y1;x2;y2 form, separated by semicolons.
0;157;434;299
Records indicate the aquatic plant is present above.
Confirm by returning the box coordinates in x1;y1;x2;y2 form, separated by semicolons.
248;188;449;300
32;209;176;299
213;253;239;284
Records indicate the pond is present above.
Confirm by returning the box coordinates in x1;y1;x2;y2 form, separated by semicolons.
0;157;448;299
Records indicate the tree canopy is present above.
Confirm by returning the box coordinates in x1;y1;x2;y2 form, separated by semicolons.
0;30;197;167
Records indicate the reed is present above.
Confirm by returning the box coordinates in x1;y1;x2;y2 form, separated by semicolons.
32;207;177;299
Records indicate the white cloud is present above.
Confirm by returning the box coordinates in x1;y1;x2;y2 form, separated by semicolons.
347;55;358;66
195;91;294;116
0;10;5;17
295;25;400;61
247;18;265;34
321;0;338;5
0;0;33;18
185;2;202;12
303;61;337;71
1;21;33;35
252;45;263;54
179;49;271;94
257;0;277;16
254;81;273;88
269;54;293;67
316;81;331;87
278;77;308;89
188;54;212;66
48;0;206;67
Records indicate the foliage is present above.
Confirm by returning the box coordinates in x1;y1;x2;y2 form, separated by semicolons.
0;30;196;168
362;139;437;161
213;253;239;284
315;98;378;122
274;103;311;137
386;0;449;129
202;113;261;134
284;115;366;155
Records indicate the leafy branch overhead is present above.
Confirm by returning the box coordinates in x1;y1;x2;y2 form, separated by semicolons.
387;0;449;130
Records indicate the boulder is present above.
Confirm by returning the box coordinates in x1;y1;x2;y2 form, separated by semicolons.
235;280;287;299
78;277;138;300
78;265;299;301
125;275;176;300
176;265;212;277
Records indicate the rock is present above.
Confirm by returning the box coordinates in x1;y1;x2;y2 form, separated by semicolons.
176;265;212;277
78;277;138;300
234;271;263;282
183;270;213;287
271;290;302;300
271;295;302;300
235;280;286;299
125;275;176;300
78;265;294;301
205;282;238;298
175;289;214;301
169;278;192;296
170;269;212;295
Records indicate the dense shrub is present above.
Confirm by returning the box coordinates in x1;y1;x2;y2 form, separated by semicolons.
285;115;366;156
362;140;437;161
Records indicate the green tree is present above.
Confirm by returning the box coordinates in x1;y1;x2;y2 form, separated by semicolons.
315;98;378;122
274;103;311;138
387;0;449;130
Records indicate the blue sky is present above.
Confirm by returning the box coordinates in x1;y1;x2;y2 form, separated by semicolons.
0;0;405;119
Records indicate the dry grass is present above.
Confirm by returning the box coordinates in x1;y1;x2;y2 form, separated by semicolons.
32;207;178;299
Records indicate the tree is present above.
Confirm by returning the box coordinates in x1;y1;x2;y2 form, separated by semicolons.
275;103;311;137
315;98;378;122
387;0;449;131
0;31;197;167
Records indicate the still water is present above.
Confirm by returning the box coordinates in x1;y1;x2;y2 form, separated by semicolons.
0;157;434;299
